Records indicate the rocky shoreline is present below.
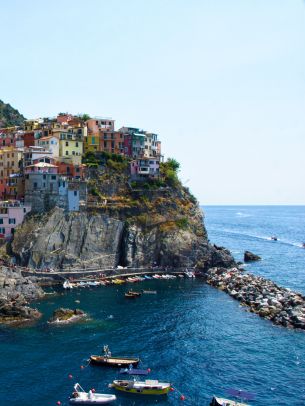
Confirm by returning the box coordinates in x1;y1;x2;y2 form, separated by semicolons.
0;266;44;325
206;267;305;330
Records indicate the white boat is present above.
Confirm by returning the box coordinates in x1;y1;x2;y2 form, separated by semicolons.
185;270;195;278
63;280;73;289
69;383;116;404
87;281;101;287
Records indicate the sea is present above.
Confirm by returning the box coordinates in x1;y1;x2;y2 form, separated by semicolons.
0;206;305;406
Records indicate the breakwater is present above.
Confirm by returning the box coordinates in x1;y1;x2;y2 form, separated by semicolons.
206;267;305;330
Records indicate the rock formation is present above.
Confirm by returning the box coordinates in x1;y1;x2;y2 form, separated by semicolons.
11;200;235;271
0;266;44;324
48;308;86;324
244;251;261;262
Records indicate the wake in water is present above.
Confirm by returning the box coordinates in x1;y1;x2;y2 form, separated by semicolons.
210;227;304;249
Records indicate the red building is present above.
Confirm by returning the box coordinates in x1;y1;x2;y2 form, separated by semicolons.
55;161;86;179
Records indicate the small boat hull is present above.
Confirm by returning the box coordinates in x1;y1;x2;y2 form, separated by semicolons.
90;355;140;367
111;380;171;395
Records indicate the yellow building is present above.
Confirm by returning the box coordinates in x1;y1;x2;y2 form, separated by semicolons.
24;119;43;131
58;132;83;165
0;147;23;197
84;133;99;153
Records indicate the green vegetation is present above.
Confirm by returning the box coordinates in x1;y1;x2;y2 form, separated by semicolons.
175;217;189;229
0;100;25;128
83;151;129;171
78;113;91;121
160;158;180;187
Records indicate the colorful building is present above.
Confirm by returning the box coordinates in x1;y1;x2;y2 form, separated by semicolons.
130;157;160;179
87;118;115;134
0;147;23;199
0;200;31;239
37;136;59;157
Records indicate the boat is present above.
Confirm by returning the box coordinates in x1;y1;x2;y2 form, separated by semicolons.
127;290;141;297
152;274;161;279
210;389;255;406
90;345;140;367
110;379;171;395
125;293;137;299
119;368;149;375
63;280;73;289
271;236;278;241
87;281;101;287
210;396;249;406
185;270;195;278
144;275;152;279
69;383;116;404
142;290;157;294
302;243;305;248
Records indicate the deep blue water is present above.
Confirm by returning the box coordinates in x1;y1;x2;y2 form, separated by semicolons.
0;206;305;406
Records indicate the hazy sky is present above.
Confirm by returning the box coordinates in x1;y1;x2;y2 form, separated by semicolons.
1;0;304;204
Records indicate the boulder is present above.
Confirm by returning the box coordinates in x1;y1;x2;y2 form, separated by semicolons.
244;251;261;262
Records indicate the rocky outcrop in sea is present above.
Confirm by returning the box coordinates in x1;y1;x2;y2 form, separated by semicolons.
206;267;305;329
0;266;44;324
48;308;86;324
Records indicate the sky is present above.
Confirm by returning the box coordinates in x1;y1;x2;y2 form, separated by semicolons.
0;0;304;205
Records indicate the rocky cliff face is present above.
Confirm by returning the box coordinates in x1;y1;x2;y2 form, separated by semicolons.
11;194;235;271
0;266;43;323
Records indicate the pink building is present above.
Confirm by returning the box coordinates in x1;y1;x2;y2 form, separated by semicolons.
87;118;115;134
130;157;160;179
0;200;31;239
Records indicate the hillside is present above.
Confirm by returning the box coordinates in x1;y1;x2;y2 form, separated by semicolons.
0;99;25;128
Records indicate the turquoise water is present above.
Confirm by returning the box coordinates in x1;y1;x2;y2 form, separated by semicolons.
1;206;305;405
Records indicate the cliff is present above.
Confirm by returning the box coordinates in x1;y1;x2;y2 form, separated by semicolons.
0;99;25;128
11;176;235;271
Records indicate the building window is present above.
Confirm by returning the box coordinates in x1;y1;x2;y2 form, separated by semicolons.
0;219;3;224
76;142;78;147
66;141;69;146
33;182;37;189
23;208;26;213
74;191;77;196
9;218;16;224
51;175;56;180
66;151;68;155
43;174;46;179
0;228;5;234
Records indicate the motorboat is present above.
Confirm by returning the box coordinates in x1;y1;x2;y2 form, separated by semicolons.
125;293;137;299
63;280;73;289
185;270;195;278
90;345;140;367
210;388;255;406
127;290;141;297
210;396;249;406
69;383;116;404
271;236;278;241
110;379;171;395
142;290;157;294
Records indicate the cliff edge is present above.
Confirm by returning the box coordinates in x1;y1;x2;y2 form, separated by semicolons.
11;165;235;271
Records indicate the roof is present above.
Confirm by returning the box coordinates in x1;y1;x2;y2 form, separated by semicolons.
38;135;57;141
27;162;58;168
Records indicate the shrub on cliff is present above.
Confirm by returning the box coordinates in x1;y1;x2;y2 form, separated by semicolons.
160;158;180;187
